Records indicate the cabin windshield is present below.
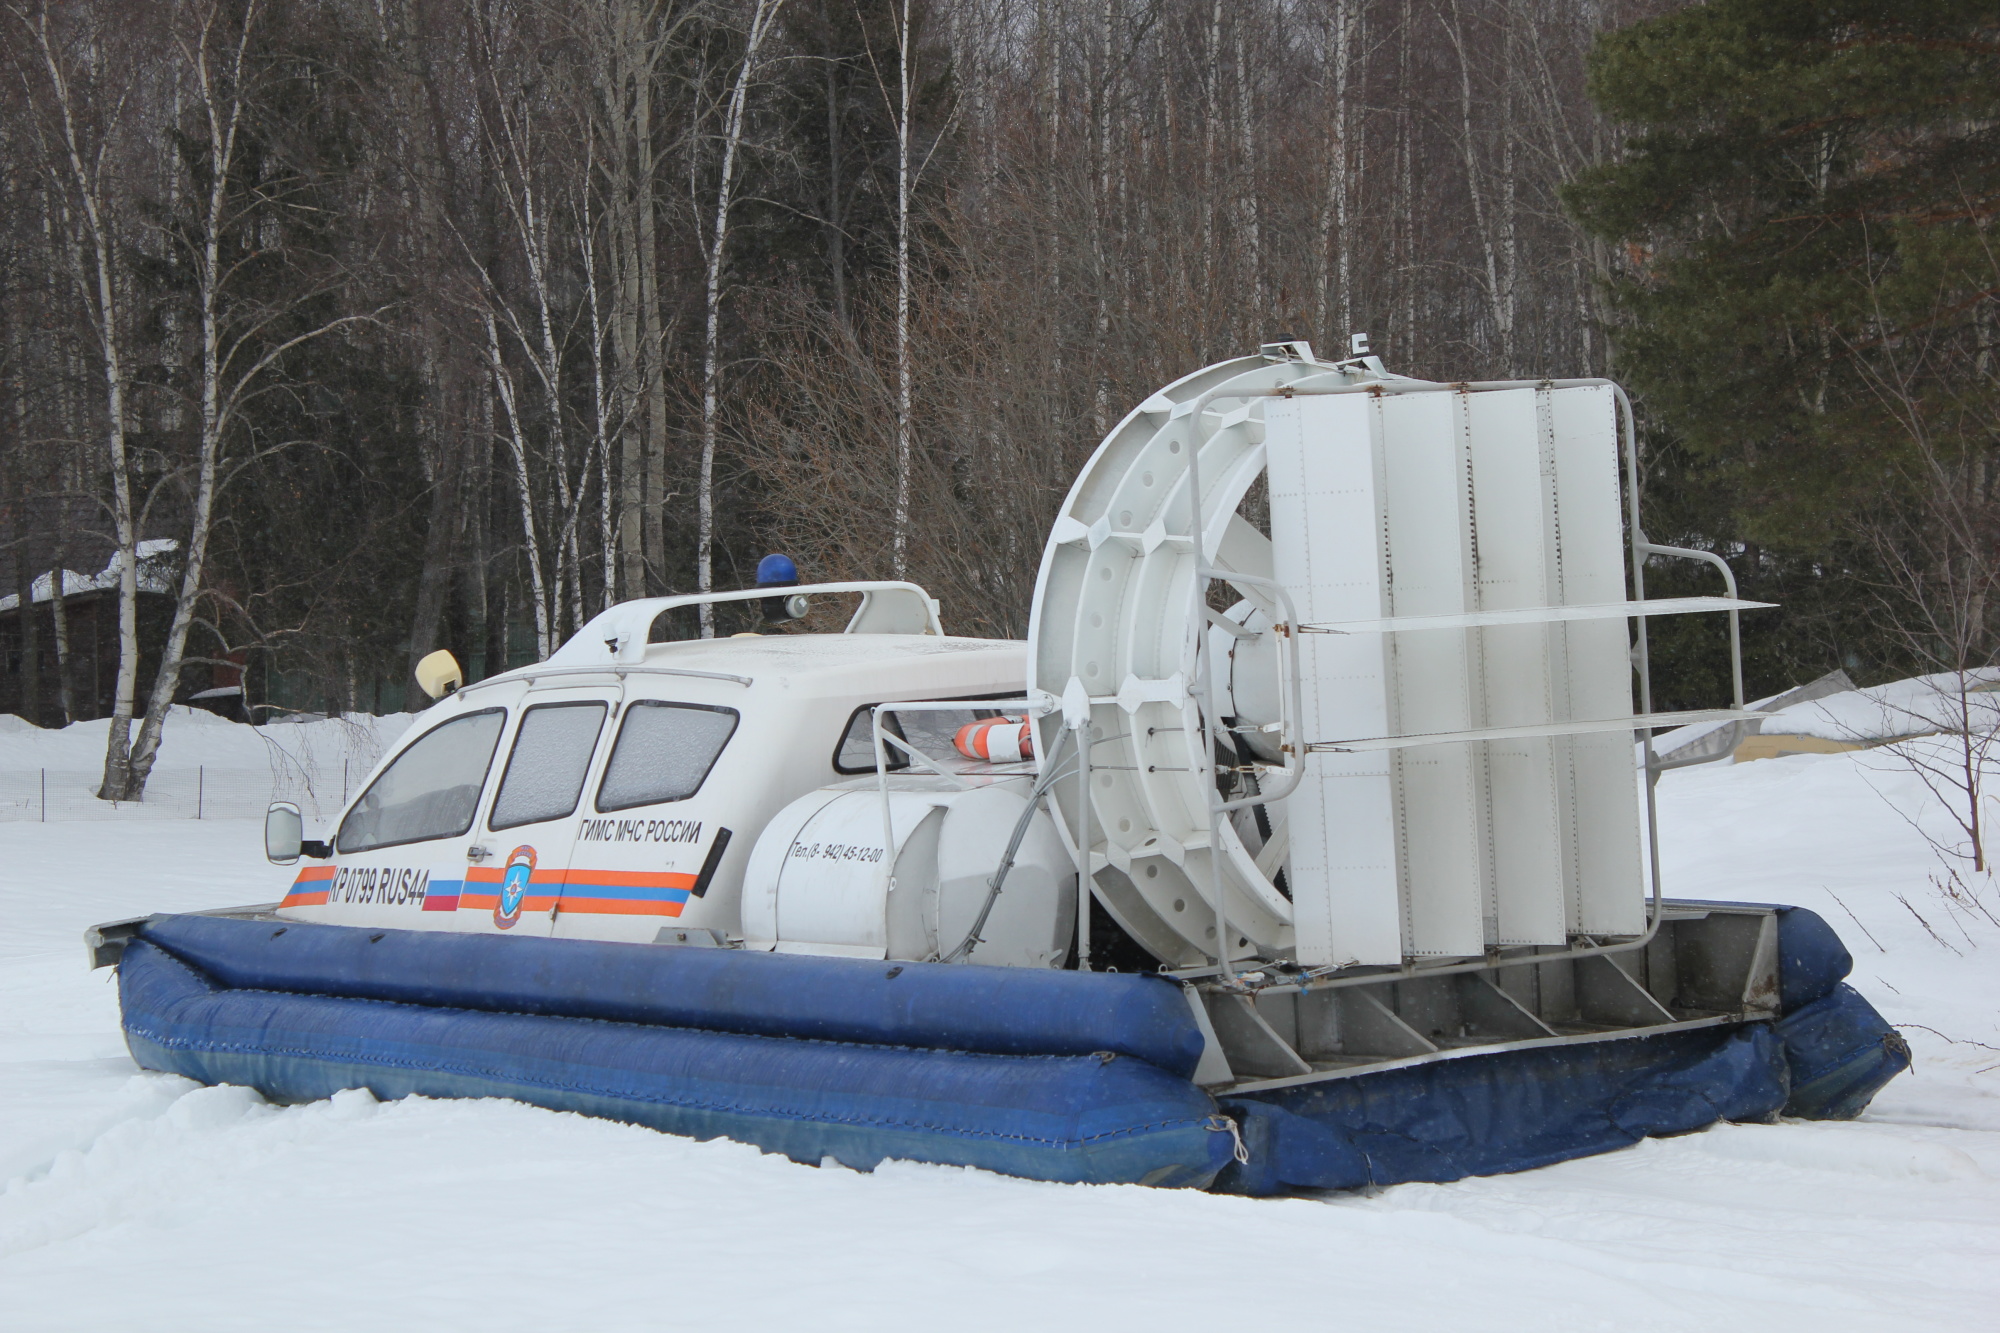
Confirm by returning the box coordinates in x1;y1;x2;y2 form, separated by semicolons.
337;708;507;853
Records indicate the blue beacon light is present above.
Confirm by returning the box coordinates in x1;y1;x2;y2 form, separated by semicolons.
756;554;806;624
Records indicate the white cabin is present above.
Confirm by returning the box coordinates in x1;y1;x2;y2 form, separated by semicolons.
275;586;1047;961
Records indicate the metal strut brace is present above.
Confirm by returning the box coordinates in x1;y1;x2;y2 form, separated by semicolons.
864;695;1063;962
943;729;1078;964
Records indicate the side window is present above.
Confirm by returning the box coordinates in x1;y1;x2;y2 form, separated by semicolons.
596;702;738;811
834;704;906;774
489;702;608;831
337;709;507;853
832;703;1007;775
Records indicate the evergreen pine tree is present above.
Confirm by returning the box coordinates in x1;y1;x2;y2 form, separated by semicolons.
1567;0;2000;694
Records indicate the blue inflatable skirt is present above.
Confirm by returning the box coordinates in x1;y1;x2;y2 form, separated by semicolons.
118;923;1231;1188
114;911;1909;1193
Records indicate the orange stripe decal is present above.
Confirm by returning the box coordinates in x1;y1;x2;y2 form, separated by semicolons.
281;864;337;907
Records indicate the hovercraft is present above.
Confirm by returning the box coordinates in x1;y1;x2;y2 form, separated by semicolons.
90;344;1909;1194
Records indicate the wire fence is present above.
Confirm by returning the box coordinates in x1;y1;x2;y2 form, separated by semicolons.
0;762;359;823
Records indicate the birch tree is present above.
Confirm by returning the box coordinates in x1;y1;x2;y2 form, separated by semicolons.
485;308;554;659
471;5;590;640
577;130;623;616
119;0;382;797
579;0;685;602
890;0;914;575
1314;0;1358;346
1446;0;1517;370
697;0;787;633
9;0;145;795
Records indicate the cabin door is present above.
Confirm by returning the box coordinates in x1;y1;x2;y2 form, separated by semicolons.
552;697;743;945
299;696;519;930
455;686;614;937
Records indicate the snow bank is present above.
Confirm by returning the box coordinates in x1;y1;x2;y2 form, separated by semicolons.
0;708;412;823
1760;669;2000;742
0;706;410;773
1648;667;2000;771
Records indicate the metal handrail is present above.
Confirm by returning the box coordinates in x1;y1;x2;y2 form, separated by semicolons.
1638;538;1746;710
455;663;755;695
549;580;946;668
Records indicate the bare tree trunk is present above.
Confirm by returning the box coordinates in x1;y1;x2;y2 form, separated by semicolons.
1349;7;1369;345
1235;20;1258;330
486;310;553;659
405;380;465;687
1110;0;1130;387
1090;0;1111;436
125;0;374;788
637;81;666;598
1395;0;1414;350
1313;5;1335;343
597;429;615;613
1443;0;1520;370
579;137;620;615
388;0;460;695
469;375;497;672
825;50;848;327
1044;0;1062;381
1326;0;1356;345
50;551;74;723
4;248;42;725
588;0;677;604
698;0;787;632
610;147;645;600
16;6;141;796
1202;0;1219;296
1498;0;1518;373
891;0;913;577
127;1;257;794
12;535;41;726
613;183;645;601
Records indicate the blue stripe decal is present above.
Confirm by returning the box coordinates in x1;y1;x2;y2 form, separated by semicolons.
423;878;464;904
560;883;693;902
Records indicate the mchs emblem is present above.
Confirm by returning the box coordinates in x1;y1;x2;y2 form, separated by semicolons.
495;845;537;930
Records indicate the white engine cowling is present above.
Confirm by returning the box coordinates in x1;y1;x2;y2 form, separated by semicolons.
740;780;1075;967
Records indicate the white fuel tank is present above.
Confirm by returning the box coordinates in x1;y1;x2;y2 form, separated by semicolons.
740;780;1075;967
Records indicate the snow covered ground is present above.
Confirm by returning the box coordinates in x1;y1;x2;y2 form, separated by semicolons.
2;740;1997;1330
0;707;410;823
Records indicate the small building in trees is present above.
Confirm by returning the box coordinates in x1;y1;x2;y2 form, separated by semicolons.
0;510;244;728
0;541;178;725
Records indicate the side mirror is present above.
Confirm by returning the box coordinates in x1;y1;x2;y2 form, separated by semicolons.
265;802;304;865
415;649;463;700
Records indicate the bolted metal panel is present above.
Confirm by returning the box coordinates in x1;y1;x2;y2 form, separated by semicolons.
1547;386;1648;937
1377;391;1488;959
1466;387;1571;948
1265;392;1404;966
